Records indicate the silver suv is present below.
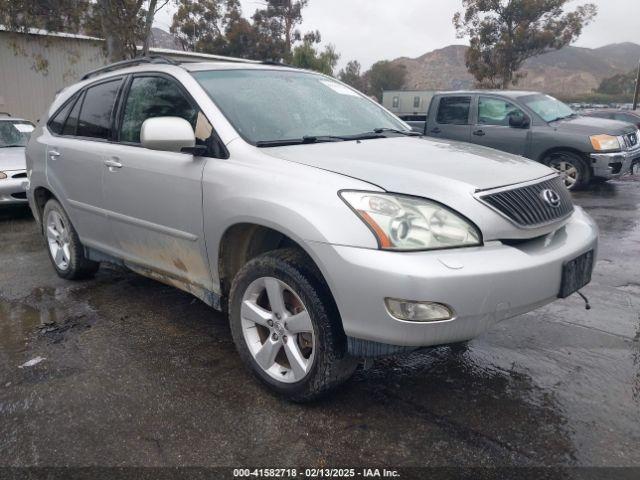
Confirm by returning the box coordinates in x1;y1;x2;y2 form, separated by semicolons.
26;57;598;401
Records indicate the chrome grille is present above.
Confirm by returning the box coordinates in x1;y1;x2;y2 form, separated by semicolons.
478;176;574;228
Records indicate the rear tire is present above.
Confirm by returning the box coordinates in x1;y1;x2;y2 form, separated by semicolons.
229;248;357;402
43;199;99;280
543;151;591;190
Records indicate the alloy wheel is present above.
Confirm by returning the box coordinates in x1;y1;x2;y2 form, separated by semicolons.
240;276;316;383
549;158;578;189
46;210;71;271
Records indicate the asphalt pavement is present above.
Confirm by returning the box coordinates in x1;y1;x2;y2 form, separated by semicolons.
0;177;639;469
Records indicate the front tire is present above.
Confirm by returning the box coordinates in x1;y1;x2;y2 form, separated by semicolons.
43;199;99;280
544;151;591;190
229;248;357;402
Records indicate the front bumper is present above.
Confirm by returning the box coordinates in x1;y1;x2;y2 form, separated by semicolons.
0;170;28;204
309;207;598;351
590;149;638;178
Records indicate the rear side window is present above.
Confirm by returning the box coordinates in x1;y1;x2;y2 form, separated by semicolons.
76;80;121;139
436;96;471;125
63;92;83;136
48;98;75;135
120;76;197;144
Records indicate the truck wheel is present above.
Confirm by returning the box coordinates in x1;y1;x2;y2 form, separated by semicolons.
43;199;99;280
544;151;591;190
229;248;357;402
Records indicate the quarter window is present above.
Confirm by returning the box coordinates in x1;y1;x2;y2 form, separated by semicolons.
120;76;198;144
478;97;525;126
63;92;84;136
76;80;121;139
48;98;75;135
436;96;471;125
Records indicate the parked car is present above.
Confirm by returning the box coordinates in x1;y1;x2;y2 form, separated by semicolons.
26;58;598;401
417;91;640;189
582;109;640;129
0;113;35;205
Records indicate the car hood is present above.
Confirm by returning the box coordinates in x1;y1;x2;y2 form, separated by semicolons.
0;147;26;171
261;136;553;194
552;115;637;136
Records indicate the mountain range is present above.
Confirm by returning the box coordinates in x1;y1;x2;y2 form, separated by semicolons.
391;42;640;96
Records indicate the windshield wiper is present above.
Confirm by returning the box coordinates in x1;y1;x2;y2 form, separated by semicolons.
373;127;421;136
548;113;577;123
256;136;347;147
256;133;386;147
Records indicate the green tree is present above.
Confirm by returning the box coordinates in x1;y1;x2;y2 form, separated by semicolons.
596;70;637;96
365;61;407;101
453;0;597;88
253;0;308;61
338;60;365;92
291;37;339;75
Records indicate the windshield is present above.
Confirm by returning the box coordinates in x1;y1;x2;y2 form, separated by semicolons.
0;120;35;147
519;94;574;123
192;69;407;145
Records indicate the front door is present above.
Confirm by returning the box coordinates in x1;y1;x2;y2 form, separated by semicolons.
102;74;214;290
471;96;529;156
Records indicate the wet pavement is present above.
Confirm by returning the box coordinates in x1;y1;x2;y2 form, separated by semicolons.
0;178;639;468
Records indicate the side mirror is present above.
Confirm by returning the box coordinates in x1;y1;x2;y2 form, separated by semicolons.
509;113;530;129
141;117;196;153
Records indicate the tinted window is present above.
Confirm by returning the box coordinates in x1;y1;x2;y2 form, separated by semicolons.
76;80;121;139
63;92;84;136
48;99;75;135
478;97;525;126
436;97;471;125
120;76;198;144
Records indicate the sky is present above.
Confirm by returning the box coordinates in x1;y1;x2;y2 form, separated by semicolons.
154;0;640;71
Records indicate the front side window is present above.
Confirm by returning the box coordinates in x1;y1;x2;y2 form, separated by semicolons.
519;94;574;123
478;97;525;126
0;120;35;147
120;76;198;143
436;96;471;125
193;69;406;145
76;80;121;139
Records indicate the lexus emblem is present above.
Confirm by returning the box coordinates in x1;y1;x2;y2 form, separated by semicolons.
541;189;561;208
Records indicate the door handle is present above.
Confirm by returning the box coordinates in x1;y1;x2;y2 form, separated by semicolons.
104;159;123;169
48;150;61;160
431;127;441;134
473;129;486;136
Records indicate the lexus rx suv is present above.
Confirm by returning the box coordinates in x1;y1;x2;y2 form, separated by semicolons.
25;57;598;401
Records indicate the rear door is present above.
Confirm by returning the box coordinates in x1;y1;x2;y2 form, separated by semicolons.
45;78;124;252
426;95;472;142
471;95;530;156
101;74;214;290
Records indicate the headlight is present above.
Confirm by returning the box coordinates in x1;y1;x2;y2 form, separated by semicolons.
340;191;482;251
590;134;621;151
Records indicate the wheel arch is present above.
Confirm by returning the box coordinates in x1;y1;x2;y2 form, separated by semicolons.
538;146;591;171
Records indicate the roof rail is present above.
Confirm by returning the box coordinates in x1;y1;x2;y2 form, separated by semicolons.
80;55;180;81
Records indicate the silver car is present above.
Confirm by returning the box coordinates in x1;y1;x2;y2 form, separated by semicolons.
1;114;35;205
26;58;598;401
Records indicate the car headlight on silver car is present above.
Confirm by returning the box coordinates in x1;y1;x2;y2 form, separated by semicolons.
340;191;482;251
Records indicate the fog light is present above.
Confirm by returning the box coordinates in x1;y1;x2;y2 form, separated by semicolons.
0;172;6;180
385;298;454;322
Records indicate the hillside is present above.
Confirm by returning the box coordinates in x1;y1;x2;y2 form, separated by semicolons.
393;42;640;96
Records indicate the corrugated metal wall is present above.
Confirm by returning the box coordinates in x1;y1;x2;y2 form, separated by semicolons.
0;32;106;122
